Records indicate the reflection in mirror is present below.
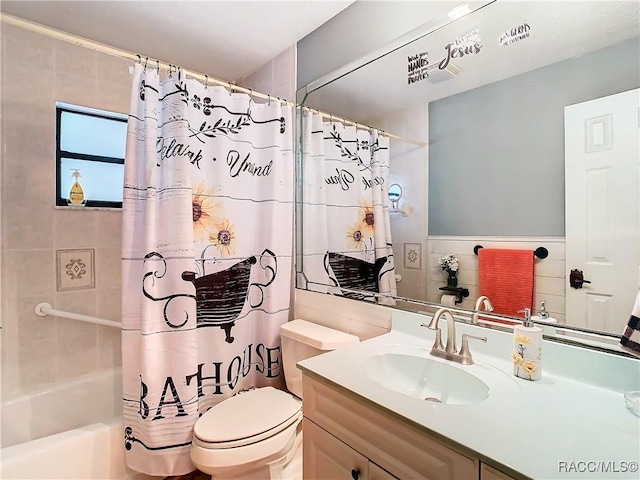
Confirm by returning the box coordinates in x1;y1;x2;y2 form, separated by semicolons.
296;0;640;349
388;183;402;209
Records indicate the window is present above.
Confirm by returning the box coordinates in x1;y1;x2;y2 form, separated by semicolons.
56;103;127;208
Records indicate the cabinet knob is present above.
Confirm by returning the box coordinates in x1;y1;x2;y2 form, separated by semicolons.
351;468;360;480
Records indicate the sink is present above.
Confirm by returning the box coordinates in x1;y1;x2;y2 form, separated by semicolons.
364;353;490;405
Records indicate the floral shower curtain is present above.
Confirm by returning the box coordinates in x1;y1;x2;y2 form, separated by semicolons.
300;111;396;304
122;63;293;476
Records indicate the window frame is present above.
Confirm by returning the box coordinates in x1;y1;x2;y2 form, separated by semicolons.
55;103;127;208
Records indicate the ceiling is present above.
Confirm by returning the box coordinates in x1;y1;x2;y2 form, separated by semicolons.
0;0;354;82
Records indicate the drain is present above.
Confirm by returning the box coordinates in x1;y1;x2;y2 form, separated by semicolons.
424;396;442;403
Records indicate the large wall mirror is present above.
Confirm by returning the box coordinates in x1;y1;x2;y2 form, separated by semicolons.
295;0;639;351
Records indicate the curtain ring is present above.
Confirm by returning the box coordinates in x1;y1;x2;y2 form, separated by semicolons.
156;60;160;74
168;64;173;78
204;75;208;90
144;57;148;70
267;94;271;106
136;54;141;64
228;82;233;96
249;89;253;102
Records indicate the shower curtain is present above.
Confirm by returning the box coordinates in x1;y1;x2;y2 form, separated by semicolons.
122;63;293;475
300;111;396;304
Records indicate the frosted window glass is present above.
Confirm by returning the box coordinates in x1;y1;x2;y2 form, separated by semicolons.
61;158;124;203
60;111;127;158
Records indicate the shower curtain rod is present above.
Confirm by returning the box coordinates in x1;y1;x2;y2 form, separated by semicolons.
300;106;428;148
1;13;427;149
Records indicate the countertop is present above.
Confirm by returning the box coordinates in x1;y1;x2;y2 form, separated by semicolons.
297;309;640;479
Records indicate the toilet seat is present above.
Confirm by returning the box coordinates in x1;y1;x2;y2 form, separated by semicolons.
193;387;302;449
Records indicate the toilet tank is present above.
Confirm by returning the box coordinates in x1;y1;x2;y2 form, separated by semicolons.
280;319;359;398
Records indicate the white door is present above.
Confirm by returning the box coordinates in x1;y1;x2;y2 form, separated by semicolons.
565;88;639;334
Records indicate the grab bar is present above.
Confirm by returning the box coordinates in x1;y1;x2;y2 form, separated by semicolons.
35;302;122;329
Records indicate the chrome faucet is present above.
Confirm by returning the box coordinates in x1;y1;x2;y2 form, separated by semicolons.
472;296;494;324
421;307;487;365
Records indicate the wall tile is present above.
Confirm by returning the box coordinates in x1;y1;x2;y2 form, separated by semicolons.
91;85;131;118
56;329;99;380
53;39;97;79
1;60;55;122
54;288;98;319
98;325;122;369
18;338;57;390
54;71;97;109
95;247;122;289
4;205;56;250
97;287;122;323
14;249;55;297
17;293;57;345
1;23;54;69
96;53;133;92
94;211;123;248
54;209;97;249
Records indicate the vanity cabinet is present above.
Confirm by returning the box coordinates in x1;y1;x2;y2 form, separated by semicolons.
304;418;399;480
302;375;519;480
480;463;517;480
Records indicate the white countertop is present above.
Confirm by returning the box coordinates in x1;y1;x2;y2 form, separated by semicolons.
298;309;640;479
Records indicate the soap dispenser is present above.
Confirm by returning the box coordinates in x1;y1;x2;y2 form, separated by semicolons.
512;307;542;381
67;169;86;207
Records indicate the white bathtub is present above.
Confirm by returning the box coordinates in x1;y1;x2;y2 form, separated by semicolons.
1;368;156;480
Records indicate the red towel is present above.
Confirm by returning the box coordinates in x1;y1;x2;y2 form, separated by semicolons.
478;248;534;319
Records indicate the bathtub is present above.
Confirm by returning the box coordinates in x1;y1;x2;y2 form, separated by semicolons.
1;368;156;480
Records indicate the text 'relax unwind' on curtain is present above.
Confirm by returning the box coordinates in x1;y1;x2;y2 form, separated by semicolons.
122;63;293;475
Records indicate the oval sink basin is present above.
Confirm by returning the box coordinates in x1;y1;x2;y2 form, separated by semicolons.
364;353;489;405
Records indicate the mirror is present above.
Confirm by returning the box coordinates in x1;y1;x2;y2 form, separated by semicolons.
295;0;639;347
388;183;402;209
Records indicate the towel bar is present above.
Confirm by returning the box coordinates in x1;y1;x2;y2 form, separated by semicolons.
473;245;548;259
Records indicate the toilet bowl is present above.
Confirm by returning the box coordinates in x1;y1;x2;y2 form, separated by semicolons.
190;319;359;479
190;387;302;479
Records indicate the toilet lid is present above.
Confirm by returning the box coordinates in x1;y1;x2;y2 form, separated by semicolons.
194;387;301;446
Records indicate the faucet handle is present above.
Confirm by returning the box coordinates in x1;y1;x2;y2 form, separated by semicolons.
458;334;487;365
421;323;444;351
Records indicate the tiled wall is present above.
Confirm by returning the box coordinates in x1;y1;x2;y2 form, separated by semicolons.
294;289;391;340
427;236;566;323
1;23;131;398
238;46;297;103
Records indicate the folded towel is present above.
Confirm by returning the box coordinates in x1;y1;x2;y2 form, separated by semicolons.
478;248;534;319
620;288;640;358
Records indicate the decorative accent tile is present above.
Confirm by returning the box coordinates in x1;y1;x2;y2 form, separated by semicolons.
403;242;422;270
56;248;95;291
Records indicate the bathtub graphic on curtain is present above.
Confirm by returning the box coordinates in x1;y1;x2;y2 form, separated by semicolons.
143;250;276;343
324;251;393;301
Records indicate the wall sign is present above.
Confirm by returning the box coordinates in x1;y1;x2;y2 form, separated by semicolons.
407;30;484;86
407;50;430;85
499;23;531;46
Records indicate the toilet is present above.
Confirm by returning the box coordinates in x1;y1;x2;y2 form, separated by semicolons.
190;319;360;479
